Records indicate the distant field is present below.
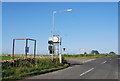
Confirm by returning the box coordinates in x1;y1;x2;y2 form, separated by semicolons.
1;54;49;61
1;56;23;61
1;54;117;61
63;54;117;59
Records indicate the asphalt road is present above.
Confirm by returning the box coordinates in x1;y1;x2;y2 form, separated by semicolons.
25;56;119;79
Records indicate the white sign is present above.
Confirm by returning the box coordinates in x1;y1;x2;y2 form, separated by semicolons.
80;49;86;52
48;37;61;43
53;37;61;43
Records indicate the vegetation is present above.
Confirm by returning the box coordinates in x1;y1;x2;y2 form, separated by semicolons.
2;57;69;80
63;54;117;59
91;50;99;55
109;51;116;54
84;52;87;54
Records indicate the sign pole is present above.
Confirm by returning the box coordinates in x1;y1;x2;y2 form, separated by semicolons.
12;39;15;60
59;41;62;63
34;40;36;58
25;39;28;58
52;43;54;61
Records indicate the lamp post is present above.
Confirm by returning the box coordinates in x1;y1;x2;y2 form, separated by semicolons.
52;9;72;37
51;9;72;63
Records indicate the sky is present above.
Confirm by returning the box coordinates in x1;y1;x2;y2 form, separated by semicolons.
0;2;1;54
2;2;118;55
1;0;120;2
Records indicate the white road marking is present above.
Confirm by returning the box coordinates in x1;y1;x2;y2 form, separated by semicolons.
101;61;107;64
83;59;95;63
80;68;94;76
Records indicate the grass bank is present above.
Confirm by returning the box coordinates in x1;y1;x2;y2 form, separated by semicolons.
63;54;117;59
2;57;69;80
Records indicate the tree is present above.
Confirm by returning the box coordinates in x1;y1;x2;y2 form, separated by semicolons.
109;51;116;54
84;52;87;54
91;50;99;55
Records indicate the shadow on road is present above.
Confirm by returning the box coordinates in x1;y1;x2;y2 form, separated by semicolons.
70;63;83;67
66;59;84;67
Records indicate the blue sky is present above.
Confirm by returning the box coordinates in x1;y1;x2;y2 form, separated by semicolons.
2;0;120;2
0;2;1;54
2;2;118;54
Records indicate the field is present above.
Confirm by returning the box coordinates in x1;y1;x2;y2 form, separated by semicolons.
1;54;117;61
1;56;23;61
62;54;117;59
1;54;49;61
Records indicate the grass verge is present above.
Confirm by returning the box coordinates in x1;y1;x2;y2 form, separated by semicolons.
2;57;69;80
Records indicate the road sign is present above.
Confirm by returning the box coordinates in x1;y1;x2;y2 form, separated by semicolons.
48;40;53;44
80;49;86;52
48;36;62;43
48;45;52;50
25;47;29;53
53;37;61;43
63;48;66;51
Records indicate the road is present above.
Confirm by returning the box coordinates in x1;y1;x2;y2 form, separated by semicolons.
24;56;119;79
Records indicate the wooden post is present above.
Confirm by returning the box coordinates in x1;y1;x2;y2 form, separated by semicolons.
25;39;28;58
12;39;15;60
34;40;36;58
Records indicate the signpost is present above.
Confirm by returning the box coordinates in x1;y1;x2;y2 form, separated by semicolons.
48;36;62;63
49;9;72;63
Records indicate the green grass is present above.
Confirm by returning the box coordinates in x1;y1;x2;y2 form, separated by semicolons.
1;56;23;61
3;64;68;80
2;58;69;80
63;54;117;59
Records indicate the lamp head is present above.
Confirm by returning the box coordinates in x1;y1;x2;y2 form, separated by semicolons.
66;9;72;12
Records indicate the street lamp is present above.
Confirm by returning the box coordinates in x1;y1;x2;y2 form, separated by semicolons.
52;9;72;36
51;9;72;63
